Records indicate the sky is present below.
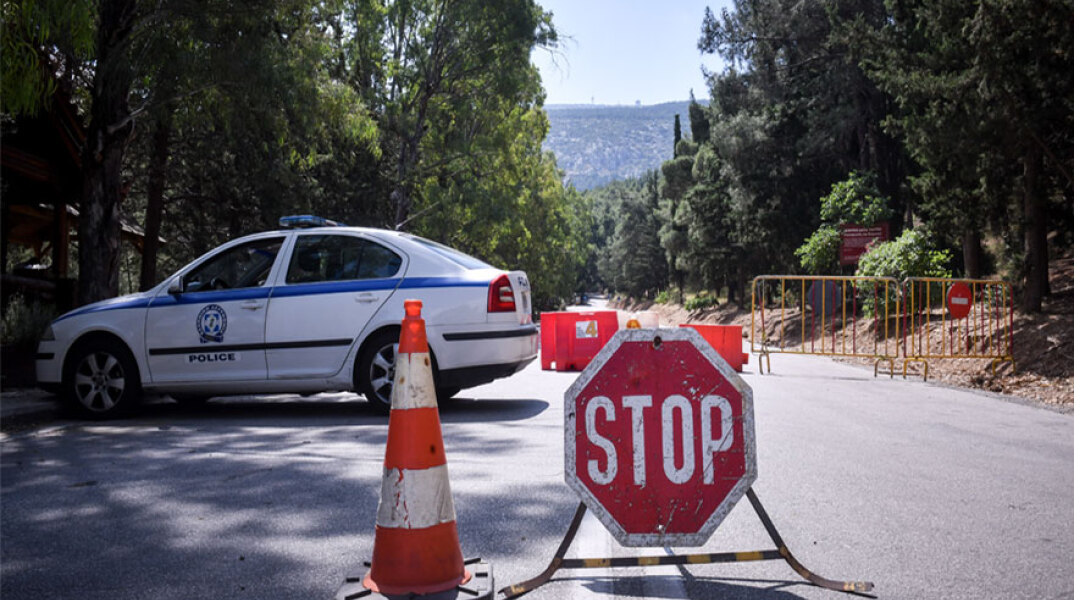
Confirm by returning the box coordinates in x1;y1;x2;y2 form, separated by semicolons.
532;0;734;106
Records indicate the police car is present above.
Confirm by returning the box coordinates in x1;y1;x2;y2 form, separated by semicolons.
35;216;538;417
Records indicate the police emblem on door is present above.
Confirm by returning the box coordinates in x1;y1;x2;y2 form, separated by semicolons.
197;304;227;343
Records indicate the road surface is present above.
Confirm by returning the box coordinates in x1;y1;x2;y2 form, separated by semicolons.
2;327;1072;599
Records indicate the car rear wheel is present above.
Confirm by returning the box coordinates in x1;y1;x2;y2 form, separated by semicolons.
64;339;142;419
358;330;398;414
357;330;451;414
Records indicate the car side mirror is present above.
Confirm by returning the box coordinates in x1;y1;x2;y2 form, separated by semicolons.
167;279;184;295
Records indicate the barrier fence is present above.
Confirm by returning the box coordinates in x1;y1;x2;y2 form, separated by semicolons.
750;275;1015;379
750;276;903;376
902;277;1015;379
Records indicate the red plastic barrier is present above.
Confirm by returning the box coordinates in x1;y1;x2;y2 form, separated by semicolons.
679;324;749;372
540;312;558;370
539;311;619;371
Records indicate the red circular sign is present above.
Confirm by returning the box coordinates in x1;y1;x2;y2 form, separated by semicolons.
946;282;973;319
565;329;756;547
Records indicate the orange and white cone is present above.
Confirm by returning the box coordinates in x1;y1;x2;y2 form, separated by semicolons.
359;300;475;597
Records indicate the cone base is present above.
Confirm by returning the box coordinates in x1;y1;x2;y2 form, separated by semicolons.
366;522;465;594
333;559;494;600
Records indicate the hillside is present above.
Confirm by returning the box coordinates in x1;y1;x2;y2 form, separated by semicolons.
543;101;696;190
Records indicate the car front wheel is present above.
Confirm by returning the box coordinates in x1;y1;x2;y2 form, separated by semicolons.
64;339;142;419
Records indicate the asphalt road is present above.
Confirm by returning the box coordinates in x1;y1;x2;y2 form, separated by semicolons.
2;336;1073;599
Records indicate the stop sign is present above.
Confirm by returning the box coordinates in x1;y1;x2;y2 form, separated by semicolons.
565;328;756;547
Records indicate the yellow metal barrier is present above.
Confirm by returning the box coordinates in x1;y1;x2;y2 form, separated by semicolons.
902;278;1015;380
750;276;902;375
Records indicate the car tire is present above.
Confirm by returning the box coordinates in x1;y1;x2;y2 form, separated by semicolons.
357;330;399;414
357;330;451;414
63;338;142;419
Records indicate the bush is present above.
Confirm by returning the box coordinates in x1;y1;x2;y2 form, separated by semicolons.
1;296;58;348
855;229;953;281
856;229;952;316
654;289;671;304
794;225;841;274
819;171;893;225
684;295;719;311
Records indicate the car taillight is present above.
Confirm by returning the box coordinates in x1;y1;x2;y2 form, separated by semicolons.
488;274;516;312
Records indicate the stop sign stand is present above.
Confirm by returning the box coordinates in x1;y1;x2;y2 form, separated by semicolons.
501;328;873;598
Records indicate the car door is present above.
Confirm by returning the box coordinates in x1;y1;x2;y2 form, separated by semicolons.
265;232;405;379
144;236;286;382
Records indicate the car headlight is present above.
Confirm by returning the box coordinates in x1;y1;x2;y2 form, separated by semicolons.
40;324;55;341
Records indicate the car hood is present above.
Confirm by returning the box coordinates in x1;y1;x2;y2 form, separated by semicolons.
54;290;155;323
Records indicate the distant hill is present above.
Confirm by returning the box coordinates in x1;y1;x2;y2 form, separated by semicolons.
543;101;697;191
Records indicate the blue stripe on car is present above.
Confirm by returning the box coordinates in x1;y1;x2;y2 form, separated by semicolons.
53;297;154;322
398;276;489;289
52;276;491;322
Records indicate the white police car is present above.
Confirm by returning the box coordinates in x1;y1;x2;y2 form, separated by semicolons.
35;216;537;417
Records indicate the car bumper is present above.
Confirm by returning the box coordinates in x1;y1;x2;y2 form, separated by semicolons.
438;355;537;390
435;324;537;389
35;342;62;386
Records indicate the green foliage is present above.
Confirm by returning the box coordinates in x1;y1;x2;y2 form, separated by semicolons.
688;95;710;145
413;105;588;310
588;174;668;298
794;225;841;275
819;171;893;226
0;0;94;116
1;296;57;347
794;171;893;274
846;0;1074;310
654;289;671;304
674;139;698;158
590;0;1071;312
684;295;719;311
855;229;953;281
10;0;1070;313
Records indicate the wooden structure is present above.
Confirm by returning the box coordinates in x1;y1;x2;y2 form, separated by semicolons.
2;91;152;310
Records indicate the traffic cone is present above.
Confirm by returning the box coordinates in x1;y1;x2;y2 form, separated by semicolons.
347;299;492;599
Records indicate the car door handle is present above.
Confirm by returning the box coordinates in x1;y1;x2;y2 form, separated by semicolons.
355;294;378;304
240;301;264;310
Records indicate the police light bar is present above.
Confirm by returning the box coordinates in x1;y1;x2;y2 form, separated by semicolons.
278;215;345;228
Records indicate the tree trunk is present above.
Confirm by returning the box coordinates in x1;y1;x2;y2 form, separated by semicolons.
962;227;983;279
140;112;171;291
78;0;137;306
391;138;418;230
1022;144;1047;312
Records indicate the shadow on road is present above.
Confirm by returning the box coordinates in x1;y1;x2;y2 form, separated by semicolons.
574;573;812;598
120;394;550;426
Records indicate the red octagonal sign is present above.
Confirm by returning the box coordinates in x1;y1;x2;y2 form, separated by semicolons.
565;328;757;547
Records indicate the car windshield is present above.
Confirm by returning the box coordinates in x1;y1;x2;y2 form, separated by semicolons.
405;235;492;270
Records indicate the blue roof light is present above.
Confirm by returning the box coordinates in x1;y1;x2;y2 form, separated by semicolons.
278;215;345;229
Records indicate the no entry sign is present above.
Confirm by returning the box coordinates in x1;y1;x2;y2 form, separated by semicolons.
946;282;973;319
564;328;756;547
